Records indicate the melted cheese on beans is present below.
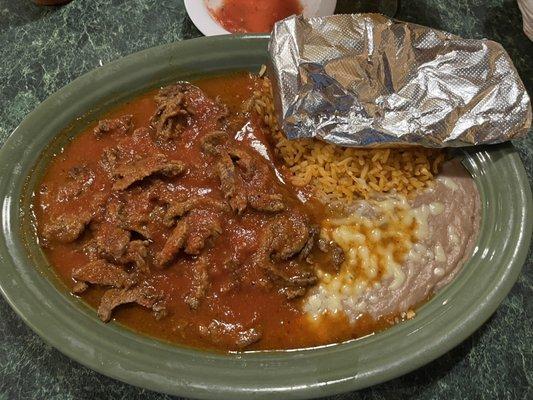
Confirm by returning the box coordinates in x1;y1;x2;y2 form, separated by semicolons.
304;196;444;320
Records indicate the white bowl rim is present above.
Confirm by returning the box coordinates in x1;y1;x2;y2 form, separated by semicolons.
184;0;338;36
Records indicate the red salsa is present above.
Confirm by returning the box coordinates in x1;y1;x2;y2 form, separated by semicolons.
209;0;302;33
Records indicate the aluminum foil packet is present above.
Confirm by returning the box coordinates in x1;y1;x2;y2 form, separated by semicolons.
268;14;532;147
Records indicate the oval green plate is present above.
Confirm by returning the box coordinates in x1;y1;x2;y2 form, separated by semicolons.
0;35;531;399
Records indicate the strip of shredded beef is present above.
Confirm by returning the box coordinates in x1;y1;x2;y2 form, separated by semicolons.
94;224;131;261
213;146;285;214
72;259;137;294
151;84;196;139
254;213;318;299
42;212;93;243
184;210;222;255
156;219;188;267
93;115;133;137
97;286;166;322
318;239;345;272
157;210;222;266
248;193;285;212
41;194;106;244
198;320;262;350
200;131;228;155
184;257;210;310
112;153;186;191
163;196;230;227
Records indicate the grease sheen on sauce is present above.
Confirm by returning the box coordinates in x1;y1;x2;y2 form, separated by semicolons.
210;0;302;33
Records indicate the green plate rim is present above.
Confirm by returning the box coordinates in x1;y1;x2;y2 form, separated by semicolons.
0;35;531;399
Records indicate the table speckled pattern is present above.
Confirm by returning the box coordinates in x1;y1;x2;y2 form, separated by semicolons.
0;1;531;399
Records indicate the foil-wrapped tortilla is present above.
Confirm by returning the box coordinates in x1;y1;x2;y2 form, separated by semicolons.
268;14;532;147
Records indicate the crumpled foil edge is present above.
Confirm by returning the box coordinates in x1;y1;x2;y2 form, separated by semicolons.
268;14;532;148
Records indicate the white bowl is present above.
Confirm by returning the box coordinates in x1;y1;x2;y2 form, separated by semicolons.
184;0;337;36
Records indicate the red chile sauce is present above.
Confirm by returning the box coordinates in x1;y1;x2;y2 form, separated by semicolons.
33;73;395;351
209;0;302;33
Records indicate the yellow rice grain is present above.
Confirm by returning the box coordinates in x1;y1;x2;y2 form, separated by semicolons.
249;76;445;202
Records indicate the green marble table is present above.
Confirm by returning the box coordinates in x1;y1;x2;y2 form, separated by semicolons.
0;1;531;399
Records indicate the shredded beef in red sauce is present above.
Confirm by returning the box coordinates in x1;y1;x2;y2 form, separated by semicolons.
111;153;186;191
97;286;166;323
150;84;197;140
37;81;343;349
94;115;133;138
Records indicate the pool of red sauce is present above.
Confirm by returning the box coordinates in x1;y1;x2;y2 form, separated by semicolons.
209;0;302;33
34;72;396;352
